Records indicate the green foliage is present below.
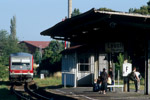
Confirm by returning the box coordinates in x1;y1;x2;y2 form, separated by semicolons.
99;8;114;12
0;64;9;80
129;1;150;14
34;77;62;87
34;49;42;64
10;16;16;39
39;40;64;74
115;53;132;78
71;8;81;17
115;53;124;78
0;30;29;65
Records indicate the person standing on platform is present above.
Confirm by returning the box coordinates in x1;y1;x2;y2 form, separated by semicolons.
100;68;108;94
109;68;113;79
133;67;141;92
109;68;114;85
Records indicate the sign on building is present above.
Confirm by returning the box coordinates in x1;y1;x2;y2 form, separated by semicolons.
105;42;124;53
122;63;132;77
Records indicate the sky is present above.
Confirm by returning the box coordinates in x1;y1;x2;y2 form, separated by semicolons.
0;0;149;41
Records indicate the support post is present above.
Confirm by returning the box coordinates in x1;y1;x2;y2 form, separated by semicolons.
118;70;119;85
145;40;150;95
64;73;66;88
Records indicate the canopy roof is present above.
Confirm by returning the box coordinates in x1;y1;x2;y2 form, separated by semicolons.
41;8;150;44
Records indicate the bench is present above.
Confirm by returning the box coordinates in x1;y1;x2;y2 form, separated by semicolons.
107;85;124;92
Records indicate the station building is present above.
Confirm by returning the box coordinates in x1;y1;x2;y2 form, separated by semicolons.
41;8;150;94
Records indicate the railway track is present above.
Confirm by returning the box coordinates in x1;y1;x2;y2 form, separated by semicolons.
11;81;77;100
10;82;52;100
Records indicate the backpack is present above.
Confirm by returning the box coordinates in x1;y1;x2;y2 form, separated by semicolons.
129;72;136;81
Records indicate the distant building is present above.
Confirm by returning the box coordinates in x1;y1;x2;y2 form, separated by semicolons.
19;41;50;54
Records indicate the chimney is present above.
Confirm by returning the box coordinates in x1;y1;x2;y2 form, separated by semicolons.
68;0;72;18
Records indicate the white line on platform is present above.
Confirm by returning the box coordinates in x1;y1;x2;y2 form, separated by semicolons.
55;89;66;94
79;95;98;100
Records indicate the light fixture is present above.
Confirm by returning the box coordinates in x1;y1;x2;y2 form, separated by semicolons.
82;31;88;34
93;28;100;31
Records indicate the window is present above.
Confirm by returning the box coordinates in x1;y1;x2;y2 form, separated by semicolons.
12;62;30;66
78;57;90;72
79;64;89;71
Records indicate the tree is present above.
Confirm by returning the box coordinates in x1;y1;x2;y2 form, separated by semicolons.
99;8;114;12
33;49;42;64
39;40;64;74
10;16;16;39
129;1;150;14
115;53;124;78
0;29;29;65
147;0;150;6
0;64;9;81
71;8;81;17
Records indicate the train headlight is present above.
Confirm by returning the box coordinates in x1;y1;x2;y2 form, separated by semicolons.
12;71;14;74
20;66;22;69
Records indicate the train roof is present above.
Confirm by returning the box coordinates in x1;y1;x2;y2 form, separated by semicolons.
10;52;32;57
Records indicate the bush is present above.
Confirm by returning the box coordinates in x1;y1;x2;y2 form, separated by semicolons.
0;64;9;81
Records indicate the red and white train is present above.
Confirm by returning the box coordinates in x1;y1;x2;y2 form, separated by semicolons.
9;52;34;82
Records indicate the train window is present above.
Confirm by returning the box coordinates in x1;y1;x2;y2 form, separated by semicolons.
12;62;22;65
12;62;30;66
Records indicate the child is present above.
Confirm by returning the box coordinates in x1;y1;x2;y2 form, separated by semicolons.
93;79;99;92
97;76;102;93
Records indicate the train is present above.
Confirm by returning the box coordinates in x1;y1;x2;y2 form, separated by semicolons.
9;52;34;82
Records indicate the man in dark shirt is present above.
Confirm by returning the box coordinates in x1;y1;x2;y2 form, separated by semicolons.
100;68;108;94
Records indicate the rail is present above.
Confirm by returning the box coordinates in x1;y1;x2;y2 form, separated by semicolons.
11;81;77;100
24;82;51;100
10;84;36;100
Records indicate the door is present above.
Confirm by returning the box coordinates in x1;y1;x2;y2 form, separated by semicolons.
99;54;108;76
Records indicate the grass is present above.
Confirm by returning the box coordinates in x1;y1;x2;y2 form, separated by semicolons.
34;77;62;87
0;81;17;100
115;78;145;90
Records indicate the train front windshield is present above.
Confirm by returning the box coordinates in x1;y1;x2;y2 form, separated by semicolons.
11;57;32;70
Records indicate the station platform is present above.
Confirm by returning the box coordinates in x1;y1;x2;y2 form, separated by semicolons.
46;87;150;100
